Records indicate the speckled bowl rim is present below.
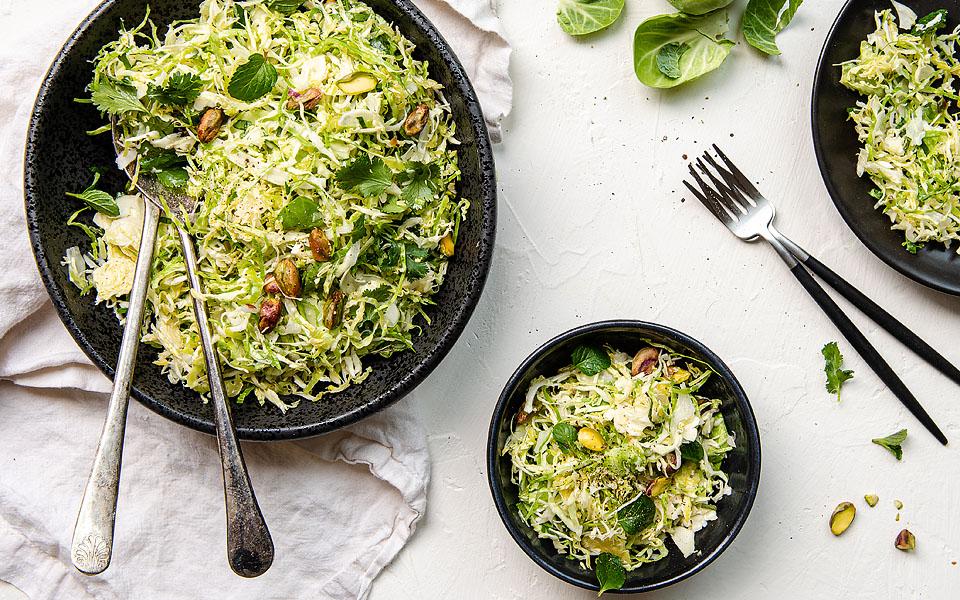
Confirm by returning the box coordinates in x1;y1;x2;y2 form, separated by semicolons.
486;320;761;593
24;0;496;440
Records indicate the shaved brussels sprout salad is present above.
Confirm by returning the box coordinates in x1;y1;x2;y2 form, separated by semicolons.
503;343;734;590
63;0;467;410
841;6;960;254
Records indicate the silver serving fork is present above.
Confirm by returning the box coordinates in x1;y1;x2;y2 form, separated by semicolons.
684;145;948;445
72;119;274;577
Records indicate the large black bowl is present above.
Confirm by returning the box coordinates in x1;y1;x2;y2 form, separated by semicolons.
812;0;960;295
24;0;496;440
487;321;761;593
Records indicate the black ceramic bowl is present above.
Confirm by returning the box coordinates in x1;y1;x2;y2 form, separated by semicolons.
487;321;760;593
812;0;960;295
24;0;496;440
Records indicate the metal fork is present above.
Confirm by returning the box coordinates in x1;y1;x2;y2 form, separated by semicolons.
684;145;949;445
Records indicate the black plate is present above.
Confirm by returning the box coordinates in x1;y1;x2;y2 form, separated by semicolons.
812;0;960;295
24;0;496;440
487;321;761;593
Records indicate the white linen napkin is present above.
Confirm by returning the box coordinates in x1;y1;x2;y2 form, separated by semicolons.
0;1;511;598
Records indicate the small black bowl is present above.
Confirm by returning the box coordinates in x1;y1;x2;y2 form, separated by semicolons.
486;320;761;593
812;0;960;295
24;0;495;440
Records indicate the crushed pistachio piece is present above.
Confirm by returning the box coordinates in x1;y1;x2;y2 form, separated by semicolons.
830;502;856;536
864;494;879;507
894;499;904;510
895;529;916;551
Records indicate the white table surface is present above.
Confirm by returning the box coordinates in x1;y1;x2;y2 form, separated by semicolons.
5;0;960;598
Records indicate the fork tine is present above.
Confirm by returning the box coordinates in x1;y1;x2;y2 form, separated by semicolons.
701;152;751;204
685;166;737;224
695;157;752;211
712;144;762;198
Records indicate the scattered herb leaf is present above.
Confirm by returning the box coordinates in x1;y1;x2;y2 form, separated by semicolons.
618;495;656;535
913;9;948;34
268;0;305;14
400;162;439;208
90;80;146;115
680;440;704;463
404;243;430;278
902;240;923;254
335;155;393;197
278;196;325;230
822;341;853;401
556;0;625;36
742;0;804;56
872;429;907;460
571;345;611;375
156;167;189;189
65;171;119;217
227;53;278;102
595;552;626;595
552;422;579;451
148;72;202;106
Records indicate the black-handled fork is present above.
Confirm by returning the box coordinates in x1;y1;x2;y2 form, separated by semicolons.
684;145;949;445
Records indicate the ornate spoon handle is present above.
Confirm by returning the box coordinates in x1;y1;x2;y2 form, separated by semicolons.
71;201;160;574
176;226;274;577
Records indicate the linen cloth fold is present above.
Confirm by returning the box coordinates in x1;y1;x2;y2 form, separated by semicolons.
0;1;511;598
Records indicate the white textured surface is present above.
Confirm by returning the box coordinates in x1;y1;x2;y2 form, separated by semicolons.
4;0;960;598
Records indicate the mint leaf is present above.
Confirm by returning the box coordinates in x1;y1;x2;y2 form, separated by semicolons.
148;72;202;106
268;0;305;14
404;244;429;278
400;162;438;208
656;42;689;79
65;171;119;217
679;440;704;463
872;429;907;460
595;553;626;595
228;53;278;102
140;148;186;172
278;196;325;230
822;341;853;401
618;495;656;535
335;155;393;197
156;167;188;189
552;422;578;451
571;345;611;376
90;80;146;115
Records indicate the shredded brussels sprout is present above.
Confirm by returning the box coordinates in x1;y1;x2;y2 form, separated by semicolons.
65;0;467;410
503;343;734;571
841;8;960;253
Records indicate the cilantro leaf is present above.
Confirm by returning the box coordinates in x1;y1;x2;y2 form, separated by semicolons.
404;243;429;278
227;53;278;102
595;553;626;595
336;155;393;197
902;240;923;254
618;495;655;535
822;341;853;401
148;72;202;106
571;345;611;376
552;422;578;451
872;429;907;460
90;80;146;115
400;162;438;208
65;171;119;217
278;196;325;230
656;42;689;79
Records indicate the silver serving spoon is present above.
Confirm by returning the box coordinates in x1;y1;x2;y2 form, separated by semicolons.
71;119;274;577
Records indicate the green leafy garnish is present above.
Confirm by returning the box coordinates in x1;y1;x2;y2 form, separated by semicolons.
667;0;733;15
148;72;202;106
556;0;625;36
595;552;626;595
404;243;430;278
268;0;305;14
65;171;119;217
618;494;656;535
400;162;439;208
278;196;325;230
656;42;690;79
335;155;393;197
680;440;704;463
872;429;907;460
571;345;611;375
822;341;853;401
140;148;185;172
90;80;146;114
742;0;804;56
902;240;924;254
552;422;579;451
633;11;735;89
227;53;278;102
913;9;948;34
156;167;188;189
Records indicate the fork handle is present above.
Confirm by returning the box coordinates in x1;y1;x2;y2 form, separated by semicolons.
800;254;960;389
790;264;947;445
